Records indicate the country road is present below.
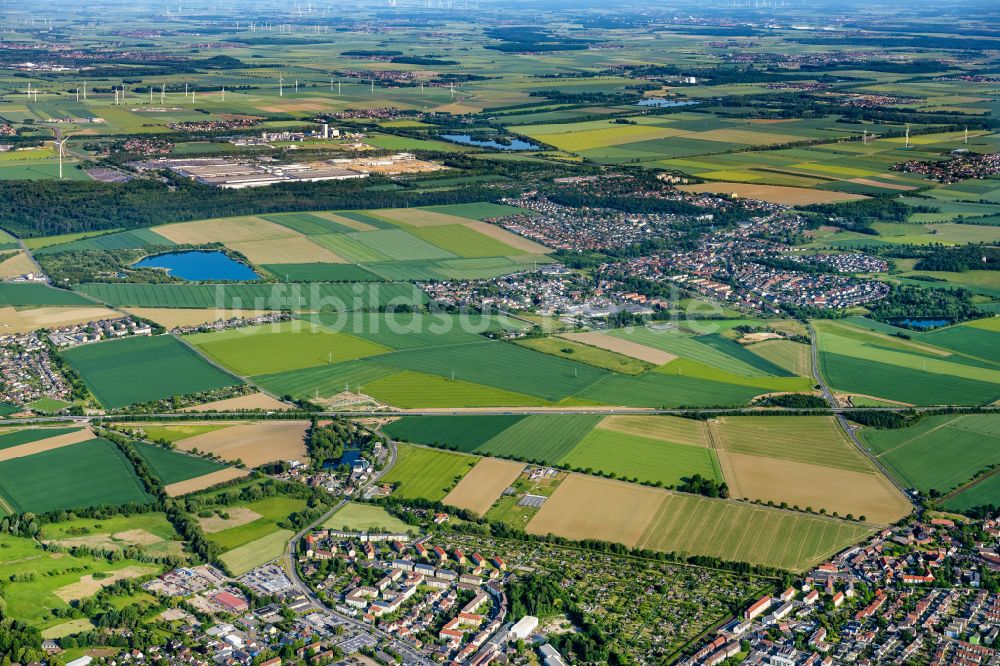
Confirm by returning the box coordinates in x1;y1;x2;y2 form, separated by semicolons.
808;323;915;503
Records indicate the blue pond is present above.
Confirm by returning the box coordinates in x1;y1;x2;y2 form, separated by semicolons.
893;318;953;330
440;134;541;151
324;448;362;470
134;250;258;281
637;99;701;108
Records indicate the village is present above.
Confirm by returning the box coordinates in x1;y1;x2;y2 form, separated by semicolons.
683;515;1000;666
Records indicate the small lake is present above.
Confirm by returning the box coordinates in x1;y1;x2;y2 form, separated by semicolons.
893;318;953;330
440;134;541;151
637;99;701;108
134;250;258;282
324;448;362;470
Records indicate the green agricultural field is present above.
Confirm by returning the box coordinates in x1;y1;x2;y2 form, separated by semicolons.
860;414;1000;496
307;311;519;350
476;415;602;461
140;424;230;443
324;502;415;534
713;417;871;473
608;327;793;377
262;263;381;282
132;441;230;486
577;371;771;408
382;444;477;501
561;428;722;487
515;336;653;375
0;438;154;514
252;358;402;400
919;321;1000;365
0;283;95;306
220;529;294;575
62;335;242;409
407;224;524;258
74;281;427;311
39;512;184;559
382;415;527;452
0;427;82;450
374;340;607;402
205;495;309;552
0;533;160;628
944;473;1000;513
746;340;813;377
815;320;1000;405
365;370;548;408
188;321;390;376
636;493;873;572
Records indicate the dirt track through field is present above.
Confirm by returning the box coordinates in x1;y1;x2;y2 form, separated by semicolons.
55;565;159;602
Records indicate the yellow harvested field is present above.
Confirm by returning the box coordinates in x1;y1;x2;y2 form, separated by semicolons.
463;222;551;254
559;332;676;365
227;236;346;264
374;208;470;227
55;565;159;602
680;183;867;205
0;428;95;462
123;308;271;328
598;415;709;447
313;211;377;231
719;452;911;524
198;506;262;533
443;458;525;516
692;128;797;144
154;216;297;244
527;474;664;547
740;332;783;343
174;421;309;467
164;468;249;497
180;392;292;412
847;177;916;191
0;251;36;278
0;305;119;335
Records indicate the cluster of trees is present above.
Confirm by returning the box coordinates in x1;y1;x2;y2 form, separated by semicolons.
914;244;1000;273
0;176;505;238
758;393;828;408
484;27;591;52
802;197;913;234
867;284;980;326
841;410;924;429
678;473;729;499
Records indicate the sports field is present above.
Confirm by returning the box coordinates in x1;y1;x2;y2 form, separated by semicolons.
382;444;477;501
0;438;153;514
62;335;242;409
861;414;1000;496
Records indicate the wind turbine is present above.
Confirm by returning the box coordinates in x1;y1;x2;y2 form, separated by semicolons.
279;75;284;97
294;79;299;94
221;86;225;102
53;135;67;179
